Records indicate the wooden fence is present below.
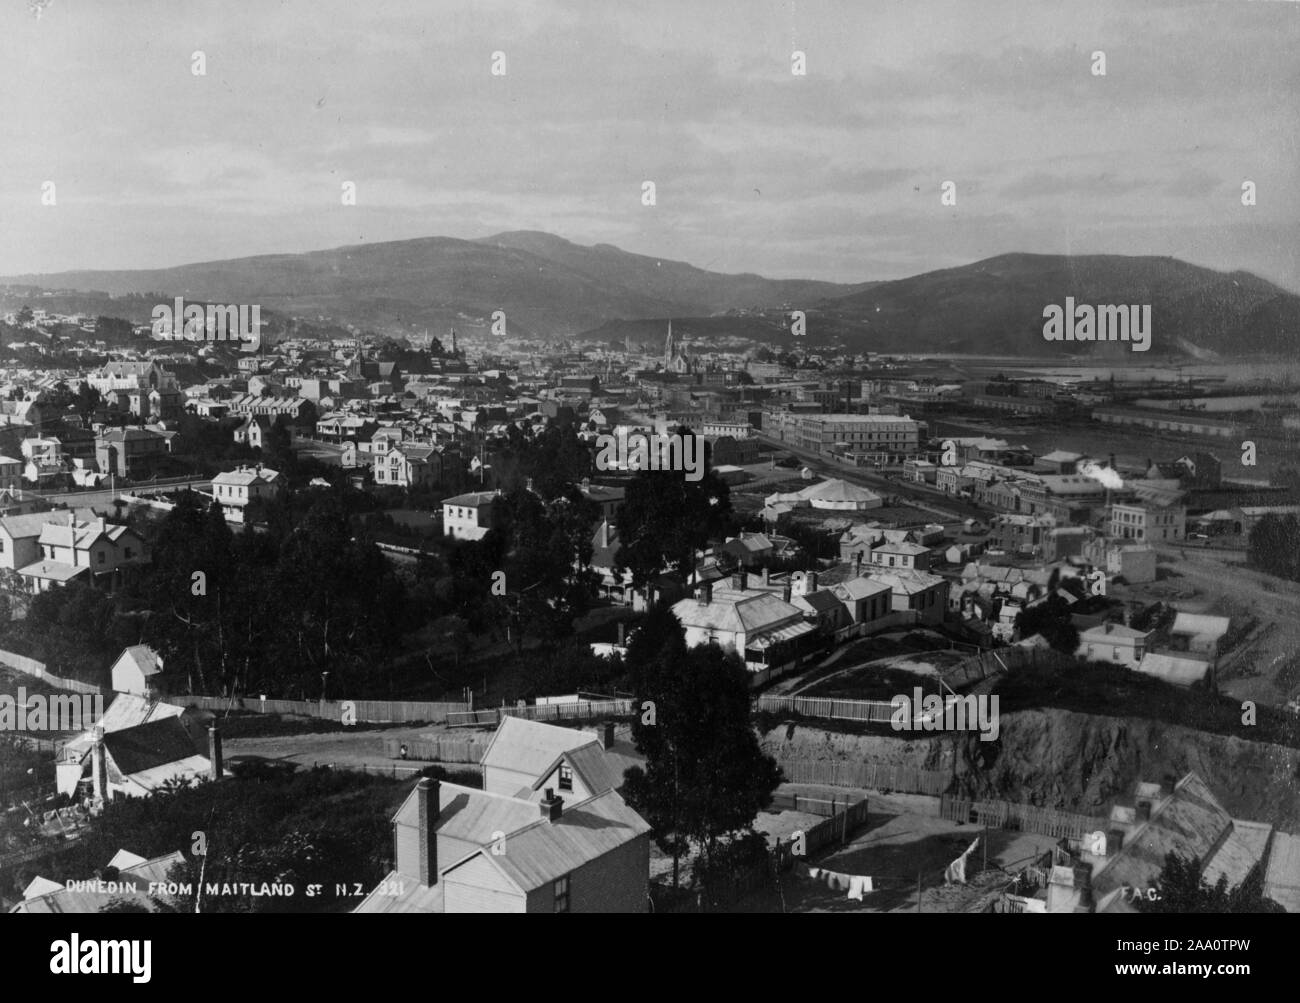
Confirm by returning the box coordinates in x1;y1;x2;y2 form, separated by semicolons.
0;649;102;696
446;699;633;729
775;757;951;796
940;794;1105;841
756;694;899;723
171;693;470;724
653;796;875;913
381;737;488;763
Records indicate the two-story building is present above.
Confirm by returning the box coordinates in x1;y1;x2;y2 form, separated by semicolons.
211;465;282;524
355;717;650;914
95;428;168;479
19;513;148;593
442;490;500;541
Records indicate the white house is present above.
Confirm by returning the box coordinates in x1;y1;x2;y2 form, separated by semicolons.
110;644;163;696
442;490;500;541
211;465;282;523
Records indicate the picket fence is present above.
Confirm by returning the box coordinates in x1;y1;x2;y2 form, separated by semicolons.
446;699;633;729
756;695;898;723
381;736;488;764
939;794;1105;841
775;757;951;797
172;693;469;725
0;649;102;696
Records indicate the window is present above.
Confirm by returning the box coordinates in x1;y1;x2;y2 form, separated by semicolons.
558;763;573;792
97;551;106;564
553;875;570;913
125;548;133;559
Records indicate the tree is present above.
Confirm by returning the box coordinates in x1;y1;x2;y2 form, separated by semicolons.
616;463;732;588
1013;593;1079;653
16;306;33;325
1248;514;1300;582
1136;852;1284;913
621;611;781;892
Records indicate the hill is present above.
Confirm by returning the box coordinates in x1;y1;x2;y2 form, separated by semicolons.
1;232;870;340
813;253;1300;357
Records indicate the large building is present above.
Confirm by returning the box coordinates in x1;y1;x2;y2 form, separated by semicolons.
1091;406;1245;440
794;413;920;455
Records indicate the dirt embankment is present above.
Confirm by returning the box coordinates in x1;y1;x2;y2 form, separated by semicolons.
761;708;1300;830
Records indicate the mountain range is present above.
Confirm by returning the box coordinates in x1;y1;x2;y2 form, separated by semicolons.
3;233;1297;357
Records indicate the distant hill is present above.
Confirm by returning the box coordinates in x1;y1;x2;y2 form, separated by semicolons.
4;242;1294;357
812;253;1300;357
0;231;871;339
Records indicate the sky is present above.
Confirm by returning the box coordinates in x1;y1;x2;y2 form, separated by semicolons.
1;0;1297;290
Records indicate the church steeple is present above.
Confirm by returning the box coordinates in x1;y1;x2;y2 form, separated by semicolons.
450;327;459;357
663;319;674;367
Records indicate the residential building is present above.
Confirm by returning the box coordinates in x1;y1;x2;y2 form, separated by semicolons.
95;428;167;479
211;464;282;523
670;573;819;673
19;513;148;593
442;490;500;541
1076;621;1152;670
867;568;949;626
110;644;163;696
867;540;931;572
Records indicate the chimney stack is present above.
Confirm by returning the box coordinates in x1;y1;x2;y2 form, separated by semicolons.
731;570;745;591
416;777;440;885
208;726;223;781
600;520;609;550
600;722;615;750
617;622;625;646
762;567;770;587
782;581;792;603
540;787;564;822
697;581;713;605
853;552;863;575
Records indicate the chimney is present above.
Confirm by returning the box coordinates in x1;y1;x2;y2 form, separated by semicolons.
853;552;862;574
617;622;626;646
600;521;609;550
207;726;223;780
762;567;770;587
540;787;564;822
599;722;615;750
1108;453;1116;471
807;571;818;591
92;725;108;803
782;581;792;603
417;777;440;885
697;581;713;605
731;571;745;591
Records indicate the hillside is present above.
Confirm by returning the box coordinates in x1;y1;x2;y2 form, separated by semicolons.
762;708;1300;830
1;232;868;340
6;242;1295;355
815;252;1300;357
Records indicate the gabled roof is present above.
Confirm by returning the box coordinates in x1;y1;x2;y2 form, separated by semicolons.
1170;612;1231;641
103;717;200;777
531;742;616;796
114;644;162;680
11;850;187;914
479;716;596;777
451;789;651;894
671;587;803;634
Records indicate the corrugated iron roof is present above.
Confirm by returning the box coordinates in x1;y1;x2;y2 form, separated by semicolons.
465;789;650;893
479;717;598;776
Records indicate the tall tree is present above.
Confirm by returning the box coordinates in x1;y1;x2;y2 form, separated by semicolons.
621;611;781;892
